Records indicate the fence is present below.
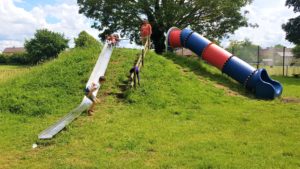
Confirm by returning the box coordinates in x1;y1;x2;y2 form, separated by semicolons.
229;45;300;77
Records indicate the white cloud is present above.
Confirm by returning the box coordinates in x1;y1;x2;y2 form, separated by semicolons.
1;0;298;51
0;0;99;51
221;0;298;48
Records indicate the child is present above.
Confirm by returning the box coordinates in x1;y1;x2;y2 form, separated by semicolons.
106;35;112;47
113;34;120;46
130;65;140;86
85;76;106;116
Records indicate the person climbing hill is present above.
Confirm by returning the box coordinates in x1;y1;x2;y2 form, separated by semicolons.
130;65;140;86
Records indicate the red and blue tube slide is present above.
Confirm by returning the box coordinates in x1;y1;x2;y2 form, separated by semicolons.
166;27;283;99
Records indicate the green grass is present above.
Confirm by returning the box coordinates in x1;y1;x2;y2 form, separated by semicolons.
262;66;300;76
0;65;30;82
0;48;300;169
0;44;101;116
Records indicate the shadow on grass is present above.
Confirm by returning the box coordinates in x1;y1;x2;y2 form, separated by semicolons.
163;52;253;98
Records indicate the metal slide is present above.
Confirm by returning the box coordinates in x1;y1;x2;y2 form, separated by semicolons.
167;27;283;99
38;43;113;139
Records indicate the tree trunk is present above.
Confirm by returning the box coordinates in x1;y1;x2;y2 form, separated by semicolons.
151;23;166;54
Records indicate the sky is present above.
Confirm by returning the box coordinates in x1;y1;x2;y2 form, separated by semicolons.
0;0;298;52
221;0;298;48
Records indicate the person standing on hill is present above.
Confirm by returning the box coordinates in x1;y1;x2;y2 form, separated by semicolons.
140;19;152;47
85;76;106;116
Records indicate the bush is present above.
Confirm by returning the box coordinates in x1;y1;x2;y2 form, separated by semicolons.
0;53;30;65
7;53;30;65
0;54;7;64
25;29;69;64
74;31;100;48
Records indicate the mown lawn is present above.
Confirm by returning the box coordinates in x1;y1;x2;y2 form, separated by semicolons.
0;65;30;82
263;66;300;77
0;49;299;169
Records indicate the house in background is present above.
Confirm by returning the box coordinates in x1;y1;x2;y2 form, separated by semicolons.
2;47;26;55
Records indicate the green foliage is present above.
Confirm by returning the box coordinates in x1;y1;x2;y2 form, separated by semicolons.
74;31;100;48
286;0;300;12
0;34;100;116
0;54;6;64
292;44;300;58
227;39;258;62
282;16;300;44
77;0;252;53
273;44;285;49
0;53;31;65
25;29;69;64
283;0;300;44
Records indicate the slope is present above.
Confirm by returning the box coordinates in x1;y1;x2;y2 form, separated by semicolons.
1;49;300;169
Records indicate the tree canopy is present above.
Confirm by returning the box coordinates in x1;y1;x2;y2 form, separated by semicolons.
25;29;69;64
77;0;252;53
282;0;300;44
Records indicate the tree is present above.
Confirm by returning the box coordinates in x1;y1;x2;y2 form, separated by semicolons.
227;38;258;62
74;31;100;48
292;45;300;58
25;29;69;64
77;0;252;54
282;0;300;44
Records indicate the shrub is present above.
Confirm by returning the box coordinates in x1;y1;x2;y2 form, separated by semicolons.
74;31;100;48
25;29;69;64
0;54;7;64
0;53;30;65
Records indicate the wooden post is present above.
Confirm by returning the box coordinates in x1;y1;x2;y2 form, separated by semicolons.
283;47;286;76
142;50;144;66
133;70;137;88
142;54;144;66
257;46;260;69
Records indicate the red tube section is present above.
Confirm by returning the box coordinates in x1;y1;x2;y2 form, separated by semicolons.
168;28;182;48
202;43;232;70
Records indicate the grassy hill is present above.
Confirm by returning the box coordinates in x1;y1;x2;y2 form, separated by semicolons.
0;44;101;116
0;45;299;168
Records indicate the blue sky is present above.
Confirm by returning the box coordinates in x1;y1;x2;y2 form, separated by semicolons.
0;0;298;51
14;0;56;10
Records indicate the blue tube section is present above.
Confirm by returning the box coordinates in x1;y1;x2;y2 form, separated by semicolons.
246;69;283;99
180;28;211;56
222;56;256;84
